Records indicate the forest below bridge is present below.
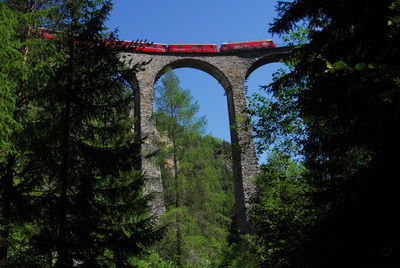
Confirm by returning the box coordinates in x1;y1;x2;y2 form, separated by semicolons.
1;0;400;267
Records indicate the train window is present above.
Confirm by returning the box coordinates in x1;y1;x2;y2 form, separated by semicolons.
152;44;156;48
178;45;182;48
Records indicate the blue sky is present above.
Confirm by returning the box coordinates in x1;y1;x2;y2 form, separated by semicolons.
107;0;287;163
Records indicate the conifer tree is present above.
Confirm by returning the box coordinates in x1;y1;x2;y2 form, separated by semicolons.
0;1;62;265
0;4;22;263
155;70;206;267
259;0;400;266
155;71;235;267
2;0;161;266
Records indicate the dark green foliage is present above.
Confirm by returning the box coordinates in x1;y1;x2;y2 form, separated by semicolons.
0;3;19;158
247;26;308;157
221;151;312;268
249;152;313;268
0;2;62;266
22;1;160;266
1;0;160;266
256;0;400;267
247;66;304;156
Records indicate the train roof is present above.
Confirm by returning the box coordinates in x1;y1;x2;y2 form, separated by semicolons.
221;40;273;45
168;44;218;46
119;40;167;45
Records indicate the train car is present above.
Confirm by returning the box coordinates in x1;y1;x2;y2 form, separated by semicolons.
219;40;276;52
167;44;218;53
101;40;167;52
138;42;167;52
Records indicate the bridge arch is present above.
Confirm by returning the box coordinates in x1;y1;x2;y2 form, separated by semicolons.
245;52;287;79
154;58;232;92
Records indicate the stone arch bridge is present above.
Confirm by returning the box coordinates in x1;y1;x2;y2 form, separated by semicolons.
120;46;291;234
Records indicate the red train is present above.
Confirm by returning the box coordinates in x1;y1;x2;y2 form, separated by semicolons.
168;44;218;53
37;29;277;53
220;40;276;52
116;40;276;53
152;40;276;53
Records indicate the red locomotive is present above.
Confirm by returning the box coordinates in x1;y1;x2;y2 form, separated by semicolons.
219;40;276;52
167;44;218;53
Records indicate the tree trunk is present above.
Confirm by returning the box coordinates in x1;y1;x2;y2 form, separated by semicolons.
55;98;71;268
172;139;183;267
56;17;74;266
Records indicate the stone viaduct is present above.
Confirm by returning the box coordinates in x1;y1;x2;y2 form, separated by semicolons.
120;46;291;234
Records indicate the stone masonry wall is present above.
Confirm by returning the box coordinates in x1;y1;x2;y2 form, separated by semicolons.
120;46;291;232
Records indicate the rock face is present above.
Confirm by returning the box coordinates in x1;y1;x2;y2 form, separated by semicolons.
120;47;291;233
